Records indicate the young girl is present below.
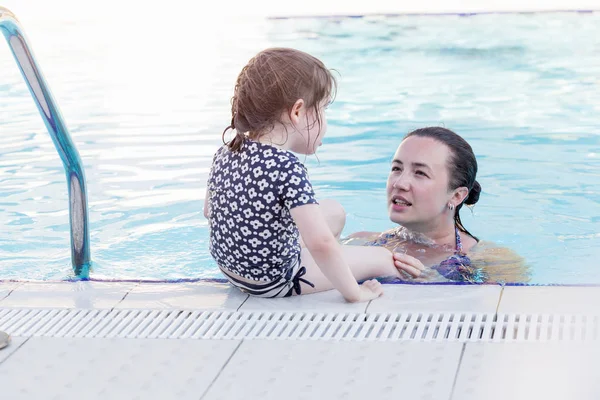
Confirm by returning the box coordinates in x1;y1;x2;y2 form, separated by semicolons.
204;48;400;302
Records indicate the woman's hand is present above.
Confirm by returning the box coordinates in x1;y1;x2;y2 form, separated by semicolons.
393;252;427;278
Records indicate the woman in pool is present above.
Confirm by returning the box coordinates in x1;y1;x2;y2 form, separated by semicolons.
349;127;529;283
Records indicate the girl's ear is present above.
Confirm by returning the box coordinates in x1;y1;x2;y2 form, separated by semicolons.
288;99;305;125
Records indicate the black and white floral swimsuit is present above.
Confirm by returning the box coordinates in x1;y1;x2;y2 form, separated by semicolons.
207;139;317;297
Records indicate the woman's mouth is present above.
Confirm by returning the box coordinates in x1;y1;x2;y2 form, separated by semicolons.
391;196;412;210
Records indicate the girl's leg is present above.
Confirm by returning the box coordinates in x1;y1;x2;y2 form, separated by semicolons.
295;198;395;295
295;246;400;295
318;199;346;240
299;198;346;247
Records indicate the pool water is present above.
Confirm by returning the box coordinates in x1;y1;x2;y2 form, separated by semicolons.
0;11;599;283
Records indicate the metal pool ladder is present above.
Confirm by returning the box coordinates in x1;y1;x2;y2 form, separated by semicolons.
0;7;91;278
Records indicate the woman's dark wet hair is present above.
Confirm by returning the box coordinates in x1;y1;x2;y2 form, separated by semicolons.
223;47;337;152
404;127;481;241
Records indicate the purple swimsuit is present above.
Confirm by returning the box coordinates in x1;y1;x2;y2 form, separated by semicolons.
366;226;487;283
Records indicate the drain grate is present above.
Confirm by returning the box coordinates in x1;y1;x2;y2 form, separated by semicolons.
0;309;599;341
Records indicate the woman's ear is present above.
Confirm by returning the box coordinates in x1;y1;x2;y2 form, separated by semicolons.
452;186;469;207
288;99;305;125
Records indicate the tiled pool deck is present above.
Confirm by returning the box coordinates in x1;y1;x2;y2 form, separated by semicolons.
1;281;600;399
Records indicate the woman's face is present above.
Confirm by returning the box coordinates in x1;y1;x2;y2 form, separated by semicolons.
386;136;455;230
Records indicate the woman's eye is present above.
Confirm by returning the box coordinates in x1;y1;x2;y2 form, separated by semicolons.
415;170;428;177
391;166;401;172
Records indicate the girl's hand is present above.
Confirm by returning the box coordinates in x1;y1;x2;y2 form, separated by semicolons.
352;279;384;302
393;252;427;278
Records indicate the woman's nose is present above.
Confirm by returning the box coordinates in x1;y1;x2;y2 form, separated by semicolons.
392;175;410;190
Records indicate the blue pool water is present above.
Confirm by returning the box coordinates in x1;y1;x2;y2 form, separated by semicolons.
0;11;599;283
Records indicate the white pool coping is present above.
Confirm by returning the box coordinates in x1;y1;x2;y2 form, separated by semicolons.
2;280;600;314
2;281;600;399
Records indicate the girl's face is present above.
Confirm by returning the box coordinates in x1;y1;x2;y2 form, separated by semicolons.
386;136;457;231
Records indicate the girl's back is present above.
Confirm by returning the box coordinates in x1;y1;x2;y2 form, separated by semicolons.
207;139;317;282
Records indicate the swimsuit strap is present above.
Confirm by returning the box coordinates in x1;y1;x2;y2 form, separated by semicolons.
454;225;463;254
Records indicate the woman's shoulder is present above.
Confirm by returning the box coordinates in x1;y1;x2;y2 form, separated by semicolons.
468;240;522;261
459;233;479;253
468;240;531;283
343;228;401;246
468;240;517;255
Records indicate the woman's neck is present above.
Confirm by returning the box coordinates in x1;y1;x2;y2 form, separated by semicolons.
398;219;456;249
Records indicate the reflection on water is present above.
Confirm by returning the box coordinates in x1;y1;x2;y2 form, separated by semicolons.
0;11;599;283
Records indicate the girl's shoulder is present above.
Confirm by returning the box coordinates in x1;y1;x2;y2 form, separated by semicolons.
255;141;300;159
243;140;302;164
212;143;230;160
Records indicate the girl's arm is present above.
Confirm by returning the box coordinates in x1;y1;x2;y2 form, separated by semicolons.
290;204;380;302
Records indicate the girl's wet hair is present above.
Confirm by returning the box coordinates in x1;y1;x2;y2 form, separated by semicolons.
404;127;481;241
223;47;337;152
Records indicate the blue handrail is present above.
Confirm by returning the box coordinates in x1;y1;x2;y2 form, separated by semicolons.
0;7;91;278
